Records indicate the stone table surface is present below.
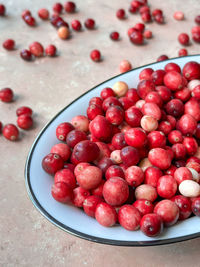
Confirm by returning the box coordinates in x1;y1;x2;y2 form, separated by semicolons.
1;0;200;266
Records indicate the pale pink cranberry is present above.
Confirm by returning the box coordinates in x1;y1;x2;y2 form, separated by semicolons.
38;8;49;20
76;165;102;190
50;143;71;161
140;115;158;132
148;148;172;170
171;195;192;220
51;182;73;203
125;166;144;187
173;11;184;21
118;205;141;231
187;79;200;91
142;103;161;120
186;162;200;173
184;99;200;121
143;30;152;39
157;175;177;198
83;195;102;217
54;169;76;189
95;202;117;227
73;187;90;207
140;213;163;237
144;166;163;187
110;150;122;164
139;157;152;171
192;85;200;99
135;184;158;202
29;42;44;57
119;60;132;73
154;199;179;226
71;115;89;132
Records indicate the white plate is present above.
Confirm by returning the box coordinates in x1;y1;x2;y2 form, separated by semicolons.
25;55;200;246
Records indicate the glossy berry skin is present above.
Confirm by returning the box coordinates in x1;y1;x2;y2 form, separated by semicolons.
155;86;172;103
83;195;102;217
110;31;120;41
89;115;112;142
95;202;117;227
16;106;32;117
24;16;36;26
29;42;44;57
3;39;15;50
176;114;197;136
142;103;162;120
154;200;179;226
118;205;141;231
183;137;198;156
157;175;177;199
172;143;186;160
125;166;144;187
135;184;157;202
111;133;126;150
76;166;102;190
171;195;192;220
90;50;101;62
73;187;90;207
20;49;32;61
3;124;19;141
141;12;152;23
165;62;181;73
0;4;5;15
84;18;95;29
0;88;13;102
125;106;143;127
137;79;155;99
45;44;57;56
116;9;125;19
168;130;183;144
129;31;143;45
103;177;129;206
38;8;49;20
51;182;73;203
144;166;163;188
106;106;124;125
71;20;82;31
105;165;125;180
64;1;76;13
148;148;171;170
42;153;64;174
66;130;87;148
101;88;115;99
56;122;74;141
133;199;154;216
157;55;169;62
51;143;71;162
53;3;63;14
125;128;147;148
184;99;200;121
165;99;184;118
139;68;154;80
125;89;139;103
164;71;184;91
182;61;200;80
22;10;32;19
179;48;188;57
72;140;100;163
119;97;134;110
147;131;166;149
17;114;33;130
87;104;103;120
140;213;163;237
178;33;190;45
145;91;163;108
191;197;200;216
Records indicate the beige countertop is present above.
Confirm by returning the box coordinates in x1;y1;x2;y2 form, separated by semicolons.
1;0;200;266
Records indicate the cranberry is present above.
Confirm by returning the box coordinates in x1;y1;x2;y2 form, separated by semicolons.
157;175;177;199
135;184;158;202
56;122;74;141
116;9;126;19
17;114;33;130
72;140;100;163
16;107;32;118
89;115;112;142
89;97;103;106
29;42;44;57
168;130;183;144
83;195;102;218
111;133;126;150
144;166;163;187
95;202;117;227
154;14;164;24
125;166;144;187
90;49;101;62
152;9;163;17
151;70;165;86
191;197;200;216
129;31;144;45
20;49;32;61
192;32;200;43
157;121;172;135
110;31;120;41
0;4;5;15
171;195;192;220
125;106;143;127
145;91;163;108
157;55;169;62
24;16;36;26
125;127;147;148
134;199;154;216
3;39;15;51
64;1;76;13
139;6;150;15
84;18;95;29
147;131;166;149
191;85;200;99
51;182;73;203
57;26;70;39
101;88;115;100
71;19;82;31
172;143;186;160
106;106;124;126
119;97;134;110
97;157;113;174
166;115;176;129
141;11;152;23
119;60;132;73
140;115;158;132
87;104;103;120
76;165;102;190
143;30;152;39
178;33;190;45
74;162;90;177
165;165;177;176
137;79;155;99
142;102;161;120
176;114;197;136
0;88;13;102
134;23;145;32
73;187;90;207
178;48;188;57
91;180;105;197
155;86;172;102
173;11;184;21
129;5;138;13
45;44;57;56
105;165;124;180
139;68;154;80
195;15;200;25
154;200;179;226
71;115;89;132
22;10;31;19
3;124;19;141
66;130;87;148
148;148;171;170
164;71;184;91
38;8;49;20
51;143;71;162
140;213;163;237
120;146;140;167
165;62;181;73
42;153;64;174
174;87;191;102
184;99;200;121
53;3;63;14
165;99;184;118
183;61;200;80
118;205;141;230
54;169;76;189
183;137;198;156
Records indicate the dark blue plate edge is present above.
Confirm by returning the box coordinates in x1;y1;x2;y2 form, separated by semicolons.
25;54;200;247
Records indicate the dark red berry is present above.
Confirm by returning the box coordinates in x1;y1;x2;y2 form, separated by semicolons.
3;39;15;50
20;49;32;61
0;88;13;102
84;18;95;29
110;31;120;41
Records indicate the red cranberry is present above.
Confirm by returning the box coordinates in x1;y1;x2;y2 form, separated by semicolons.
157;121;172;135
89;97;103;106
95;202;117;227
145;91;163;108
22;10;31;19
71;20;82;31
133;199;154;216
184;99;200;121
105;165;125;180
157;55;169;62
119;97;134;110
157;175;177;199
87;104;103;120
125;127;147;148
102;97;122;112
134;23;145;32
97;157;113;174
155;86;172;102
192;85;200;99
165;62;181;73
139;68;154;80
191;197;200;216
51;182;73;203
140;213;163;237
164;71;184;91
0;88;13;102
125;166;144;187
125;106;143;127
144;166;163;187
38;8;49;20
154;14;164;24
141;12;152;23
51;143;71;161
151;70;166;86
91;180;105;197
0;4;5;15
178;33;190;45
168;130;183;144
3;39;15;50
174;87;191;102
118;205;141;231
24;16;36;26
176;114;197;136
50;15;63;27
142;102;161;120
101;88;115;99
179;48;188;57
143;30;152;39
64;1;76;13
66;130;87;148
165;165;177;176
45;44;57;56
172;143;186;160
165;99;184;117
174;167;193;185
111;133;127;150
54;169;76;189
56;122;74;141
137;79;155;99
192;32;200;43
53;3;63;14
89;115;112;142
183;61;200;80
139;6;150;15
106;106;124;125
129;31;144;45
154;199;179;226
147;131;166;149
17;114;33;130
3;124;19;141
90;49;101;62
29;42;44;57
183;137;198;156
84;18;95;29
129;5;138;13
83;195;102;218
42;153;64;174
72;140;100;163
76;165;102;190
110;31;120;41
171;195;192;220
73;187;90;207
148;148;171;170
120;146;140;167
20;49;32;61
116;9;126;19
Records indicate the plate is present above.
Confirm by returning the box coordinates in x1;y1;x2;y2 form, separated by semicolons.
25;55;200;246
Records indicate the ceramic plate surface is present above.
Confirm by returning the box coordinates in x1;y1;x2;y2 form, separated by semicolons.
25;55;200;246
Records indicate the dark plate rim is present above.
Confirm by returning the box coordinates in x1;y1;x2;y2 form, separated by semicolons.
25;54;200;247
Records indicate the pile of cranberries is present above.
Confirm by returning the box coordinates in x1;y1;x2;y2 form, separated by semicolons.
42;60;200;237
